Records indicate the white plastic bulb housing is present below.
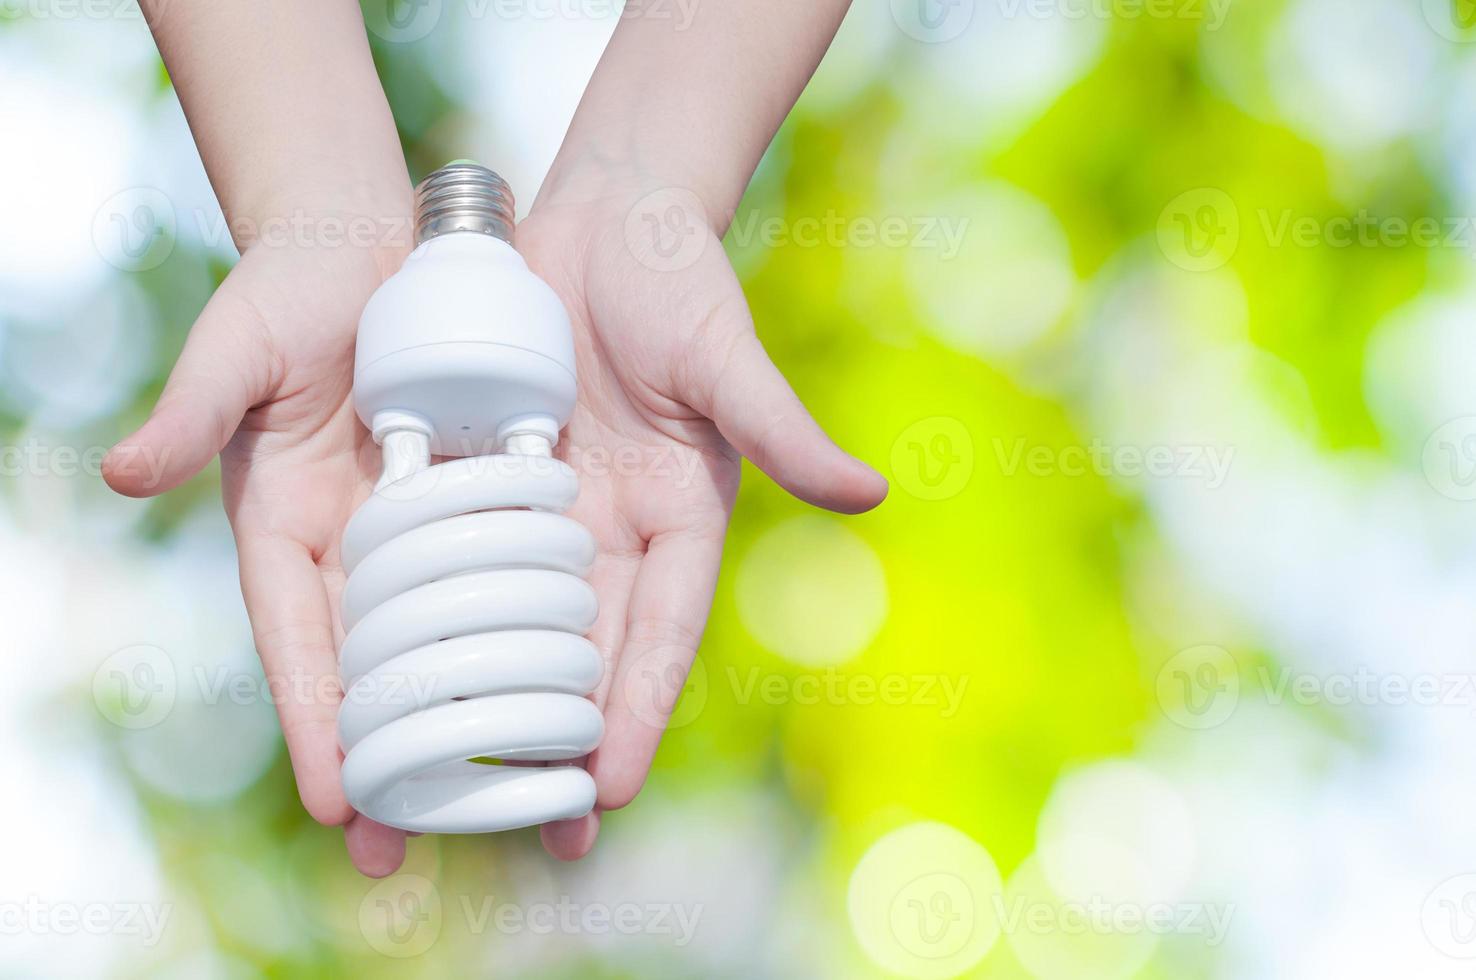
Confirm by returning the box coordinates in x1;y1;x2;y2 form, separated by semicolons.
354;232;576;455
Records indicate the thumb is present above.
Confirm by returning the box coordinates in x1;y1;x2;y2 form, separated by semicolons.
104;280;276;497
688;302;888;515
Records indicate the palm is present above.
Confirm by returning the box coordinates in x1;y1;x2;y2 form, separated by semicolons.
216;244;385;641
103;240;391;853
513;199;741;856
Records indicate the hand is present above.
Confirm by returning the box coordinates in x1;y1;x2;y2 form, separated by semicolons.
514;170;887;859
103;198;422;876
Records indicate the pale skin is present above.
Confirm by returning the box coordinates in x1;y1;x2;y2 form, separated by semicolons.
107;0;884;876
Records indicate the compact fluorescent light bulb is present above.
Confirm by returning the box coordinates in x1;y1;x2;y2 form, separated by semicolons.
335;162;602;834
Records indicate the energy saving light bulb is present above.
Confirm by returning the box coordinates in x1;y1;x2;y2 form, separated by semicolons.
336;162;603;833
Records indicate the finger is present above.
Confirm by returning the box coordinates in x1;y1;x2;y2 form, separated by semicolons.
583;548;642;711
345;814;407;878
540;810;601;861
238;533;353;827
103;268;277;497
590;526;724;811
684;287;887;514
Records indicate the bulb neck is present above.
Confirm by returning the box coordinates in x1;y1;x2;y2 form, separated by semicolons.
414;161;515;246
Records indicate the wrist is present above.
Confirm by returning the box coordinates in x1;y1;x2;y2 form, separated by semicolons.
231;174;414;278
536;131;736;236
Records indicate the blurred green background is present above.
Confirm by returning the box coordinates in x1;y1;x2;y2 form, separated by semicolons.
7;0;1476;977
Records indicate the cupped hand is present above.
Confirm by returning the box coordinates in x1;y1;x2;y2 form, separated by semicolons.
514;172;887;860
103;207;420;876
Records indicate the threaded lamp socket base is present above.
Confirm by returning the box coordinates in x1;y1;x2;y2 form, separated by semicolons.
414;161;515;246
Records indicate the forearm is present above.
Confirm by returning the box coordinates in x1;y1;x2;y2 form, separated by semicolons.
143;0;410;250
542;0;852;223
